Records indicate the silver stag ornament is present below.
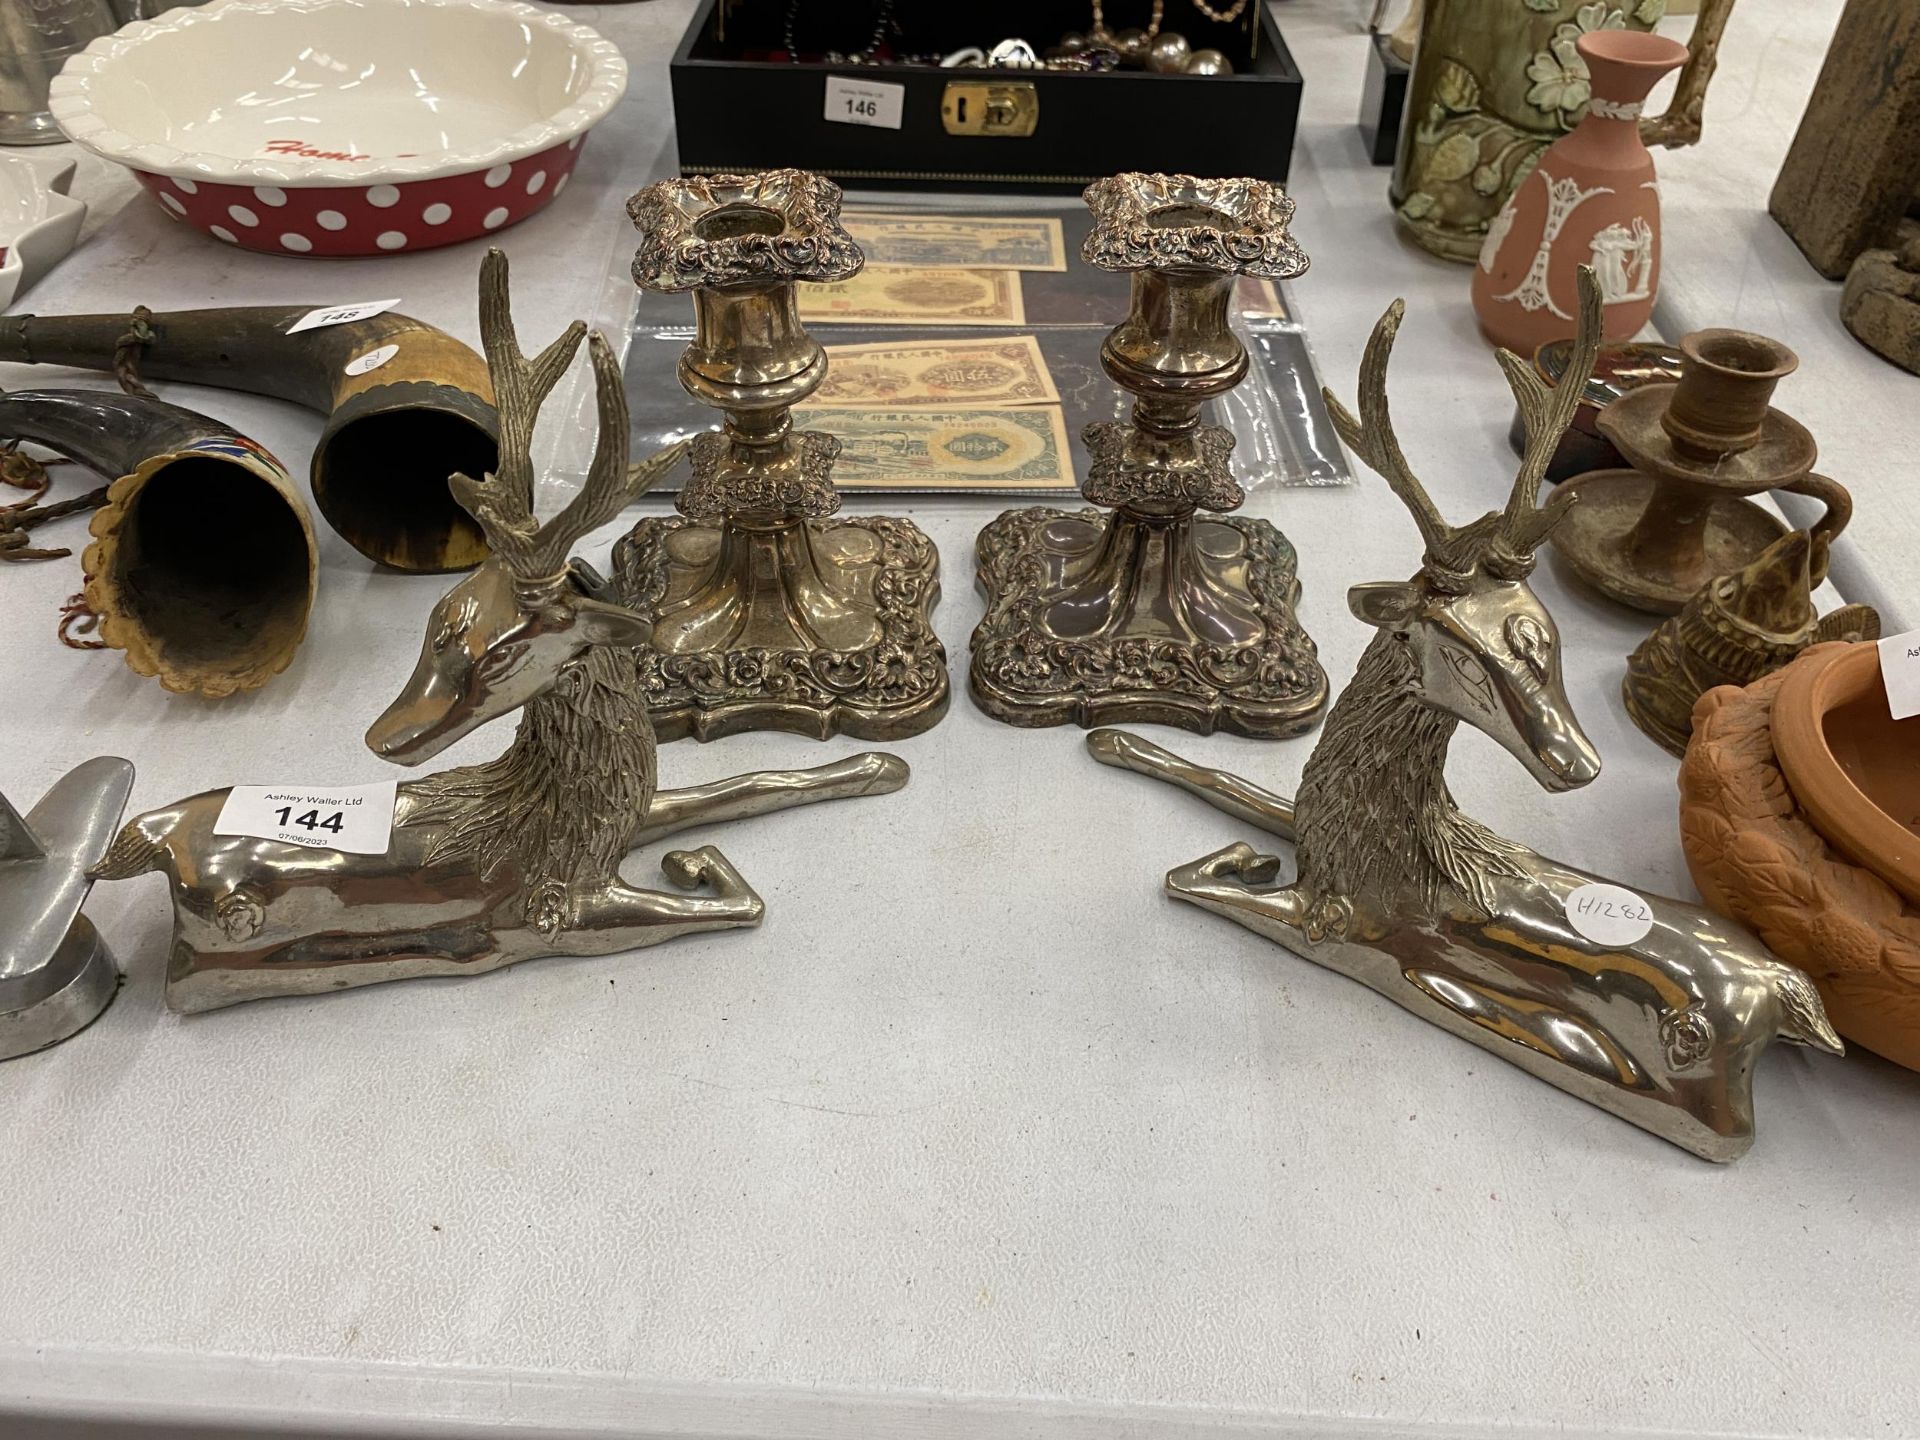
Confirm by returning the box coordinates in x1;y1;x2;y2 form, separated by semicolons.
92;251;910;1014
1087;269;1841;1162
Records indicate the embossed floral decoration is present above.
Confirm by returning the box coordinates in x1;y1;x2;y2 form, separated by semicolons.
629;169;862;292
1526;3;1630;123
1081;172;1308;279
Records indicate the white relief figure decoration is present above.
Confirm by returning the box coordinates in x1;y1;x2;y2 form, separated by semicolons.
1493;170;1613;317
1588;216;1654;303
1479;197;1519;274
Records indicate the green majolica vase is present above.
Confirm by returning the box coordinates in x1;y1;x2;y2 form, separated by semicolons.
1390;0;1732;263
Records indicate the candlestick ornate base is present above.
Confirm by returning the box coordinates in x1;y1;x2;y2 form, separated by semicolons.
968;172;1326;739
613;503;945;744
621;169;948;743
971;501;1324;737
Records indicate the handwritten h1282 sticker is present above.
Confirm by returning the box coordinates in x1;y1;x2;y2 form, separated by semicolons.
214;781;398;855
1564;882;1656;947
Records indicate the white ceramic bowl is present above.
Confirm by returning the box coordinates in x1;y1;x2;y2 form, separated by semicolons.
0;155;88;309
49;0;626;257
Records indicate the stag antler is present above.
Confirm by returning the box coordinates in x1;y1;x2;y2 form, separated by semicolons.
451;249;679;582
1496;266;1602;555
516;331;651;578
450;249;586;576
1322;299;1455;560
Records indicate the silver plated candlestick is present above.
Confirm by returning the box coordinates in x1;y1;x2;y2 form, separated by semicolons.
969;172;1328;738
614;170;948;743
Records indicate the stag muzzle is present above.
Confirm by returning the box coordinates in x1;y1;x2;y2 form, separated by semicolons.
0;306;498;573
1519;708;1603;792
0;389;316;698
364;673;471;766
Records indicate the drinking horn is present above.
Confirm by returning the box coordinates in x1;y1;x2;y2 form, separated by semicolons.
0;306;498;572
0;388;316;698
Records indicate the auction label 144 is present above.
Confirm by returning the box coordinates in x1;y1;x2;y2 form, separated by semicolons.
214;781;398;855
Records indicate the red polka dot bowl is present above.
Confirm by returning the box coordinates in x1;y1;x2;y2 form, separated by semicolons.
48;0;626;258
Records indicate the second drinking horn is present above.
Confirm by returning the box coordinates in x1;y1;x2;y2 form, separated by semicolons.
0;387;317;697
0;306;497;572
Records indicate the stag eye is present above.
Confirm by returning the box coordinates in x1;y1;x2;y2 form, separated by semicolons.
1505;613;1552;680
1442;646;1497;714
476;642;528;683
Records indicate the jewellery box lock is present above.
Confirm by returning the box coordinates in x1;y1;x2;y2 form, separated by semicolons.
941;82;1039;137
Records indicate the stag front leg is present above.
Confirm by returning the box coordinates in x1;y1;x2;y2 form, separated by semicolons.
1166;842;1342;945
1086;729;1296;840
564;846;766;950
633;752;909;846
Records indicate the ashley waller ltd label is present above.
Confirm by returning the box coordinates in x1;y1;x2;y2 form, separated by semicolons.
824;75;904;130
214;781;398;855
1877;627;1920;721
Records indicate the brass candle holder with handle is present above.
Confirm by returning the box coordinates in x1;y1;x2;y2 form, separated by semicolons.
1552;328;1854;616
969;172;1328;738
614;170;947;743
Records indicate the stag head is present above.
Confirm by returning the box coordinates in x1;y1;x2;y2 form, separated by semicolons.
1323;268;1606;794
367;250;680;764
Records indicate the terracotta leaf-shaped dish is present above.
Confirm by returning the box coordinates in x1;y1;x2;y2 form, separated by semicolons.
1681;642;1920;1072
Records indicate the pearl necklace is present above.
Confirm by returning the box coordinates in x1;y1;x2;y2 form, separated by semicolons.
1089;0;1165;44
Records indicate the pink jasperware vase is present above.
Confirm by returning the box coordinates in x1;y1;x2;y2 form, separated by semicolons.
1472;29;1688;355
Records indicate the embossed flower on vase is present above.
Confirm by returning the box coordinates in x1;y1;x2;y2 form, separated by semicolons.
1526;2;1630;121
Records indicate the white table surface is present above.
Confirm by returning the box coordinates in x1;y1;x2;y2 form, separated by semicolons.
3;3;1917;1438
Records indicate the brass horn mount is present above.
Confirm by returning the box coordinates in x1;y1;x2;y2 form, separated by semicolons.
0;388;316;697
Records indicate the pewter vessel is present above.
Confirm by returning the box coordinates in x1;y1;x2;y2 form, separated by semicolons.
970;172;1327;739
1088;271;1841;1161
1;756;133;1059
91;251;911;1013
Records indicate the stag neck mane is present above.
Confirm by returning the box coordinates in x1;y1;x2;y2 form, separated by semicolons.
1291;628;1528;920
399;642;658;908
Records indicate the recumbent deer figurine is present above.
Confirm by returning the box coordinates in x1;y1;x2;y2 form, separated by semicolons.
94;250;908;1014
1086;270;1840;1162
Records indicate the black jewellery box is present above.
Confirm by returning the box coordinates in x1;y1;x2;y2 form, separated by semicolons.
669;0;1305;192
